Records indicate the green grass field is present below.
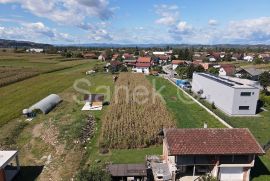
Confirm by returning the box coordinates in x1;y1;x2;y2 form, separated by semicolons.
147;76;225;128
0;61;102;126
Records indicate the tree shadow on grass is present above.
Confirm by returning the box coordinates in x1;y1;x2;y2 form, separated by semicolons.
14;166;44;181
251;156;270;179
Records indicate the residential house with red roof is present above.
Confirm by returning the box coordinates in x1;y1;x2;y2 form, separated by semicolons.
112;54;119;61
156;55;170;64
122;53;133;60
219;64;236;76
135;57;152;74
98;53;107;61
162;128;264;181
172;60;186;70
192;60;214;70
83;52;97;59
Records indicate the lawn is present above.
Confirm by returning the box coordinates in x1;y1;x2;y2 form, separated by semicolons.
0;60;101;126
147;76;225;128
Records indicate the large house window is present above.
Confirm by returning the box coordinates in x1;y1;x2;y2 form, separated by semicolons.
241;92;251;96
239;106;250;110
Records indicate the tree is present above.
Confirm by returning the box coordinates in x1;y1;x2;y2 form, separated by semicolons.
253;58;263;65
208;67;219;75
105;49;113;60
259;71;270;91
224;54;232;62
201;175;218;181
176;64;205;79
176;66;188;79
134;46;139;56
76;166;111;181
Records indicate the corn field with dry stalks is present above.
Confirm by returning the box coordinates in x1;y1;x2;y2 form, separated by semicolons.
100;73;175;149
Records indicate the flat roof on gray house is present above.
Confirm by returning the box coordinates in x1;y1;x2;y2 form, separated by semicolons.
196;73;257;89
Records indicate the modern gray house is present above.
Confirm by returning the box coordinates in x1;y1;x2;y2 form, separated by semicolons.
192;73;260;115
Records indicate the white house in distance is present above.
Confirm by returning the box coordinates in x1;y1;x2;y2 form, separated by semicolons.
243;55;254;62
162;128;265;181
192;72;260;115
153;50;173;56
135;62;150;74
26;48;44;53
219;64;236;76
172;60;185;70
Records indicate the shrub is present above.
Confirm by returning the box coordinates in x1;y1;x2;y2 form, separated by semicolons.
201;175;218;181
211;102;216;109
260;92;270;106
93;64;104;72
76;166;111;181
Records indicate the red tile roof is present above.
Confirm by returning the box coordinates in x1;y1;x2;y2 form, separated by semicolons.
172;60;185;65
110;61;123;66
164;128;265;155
136;62;151;68
83;53;97;58
220;64;236;75
137;57;151;63
123;53;133;59
157;55;169;60
112;54;119;59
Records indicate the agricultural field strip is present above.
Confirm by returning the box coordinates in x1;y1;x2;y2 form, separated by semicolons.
100;73;175;149
0;59;91;87
0;60;99;125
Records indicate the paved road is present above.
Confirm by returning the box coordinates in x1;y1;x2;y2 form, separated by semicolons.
162;64;177;79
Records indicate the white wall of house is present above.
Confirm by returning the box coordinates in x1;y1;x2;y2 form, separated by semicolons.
98;55;105;61
26;48;43;53
136;67;149;74
219;67;227;76
172;64;178;70
244;56;254;62
209;57;216;62
219;167;244;181
192;73;259;115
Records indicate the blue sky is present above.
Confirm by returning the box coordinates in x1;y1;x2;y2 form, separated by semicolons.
0;0;270;44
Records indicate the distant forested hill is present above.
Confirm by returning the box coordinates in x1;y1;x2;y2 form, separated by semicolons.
0;39;52;48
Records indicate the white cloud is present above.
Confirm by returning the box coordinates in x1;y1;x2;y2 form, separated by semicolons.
0;21;74;43
156;16;176;26
88;29;113;41
154;4;179;25
24;22;45;29
176;21;192;32
169;17;270;44
135;27;144;30
0;0;113;25
223;17;270;43
208;19;218;26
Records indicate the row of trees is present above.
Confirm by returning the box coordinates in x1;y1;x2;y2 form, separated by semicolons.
175;64;205;79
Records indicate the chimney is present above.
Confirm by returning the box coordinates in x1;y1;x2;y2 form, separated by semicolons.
204;122;208;128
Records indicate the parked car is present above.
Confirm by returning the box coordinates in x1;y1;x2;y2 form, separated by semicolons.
176;79;191;89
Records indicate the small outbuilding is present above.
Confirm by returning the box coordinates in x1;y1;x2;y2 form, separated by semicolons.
0;151;20;181
23;94;62;115
107;164;147;181
82;94;104;111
